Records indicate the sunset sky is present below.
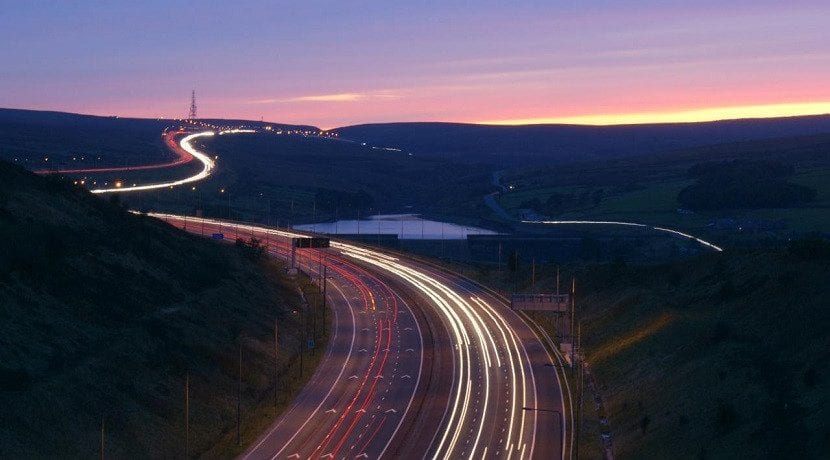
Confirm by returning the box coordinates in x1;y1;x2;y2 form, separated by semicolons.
1;1;828;128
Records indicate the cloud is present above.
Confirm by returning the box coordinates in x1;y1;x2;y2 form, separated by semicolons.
292;93;366;102
251;92;400;104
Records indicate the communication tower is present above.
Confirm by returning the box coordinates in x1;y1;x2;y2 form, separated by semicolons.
188;90;198;119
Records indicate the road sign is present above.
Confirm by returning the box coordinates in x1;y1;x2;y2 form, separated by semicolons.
211;233;224;240
292;237;330;248
307;339;316;349
510;293;569;312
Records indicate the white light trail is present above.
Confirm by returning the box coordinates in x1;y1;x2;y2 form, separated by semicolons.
90;131;218;194
218;128;257;135
148;213;541;458
522;219;724;252
340;248;528;459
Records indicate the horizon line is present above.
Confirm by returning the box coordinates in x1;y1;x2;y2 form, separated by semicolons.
475;102;830;127
2;101;829;130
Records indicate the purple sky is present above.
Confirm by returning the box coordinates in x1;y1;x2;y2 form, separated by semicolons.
1;1;828;128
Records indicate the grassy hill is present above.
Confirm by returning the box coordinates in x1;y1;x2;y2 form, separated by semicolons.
335;116;830;166
192;132;492;222
498;133;830;240
466;239;830;458
0;161;319;457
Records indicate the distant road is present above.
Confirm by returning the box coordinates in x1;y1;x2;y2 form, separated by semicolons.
34;127;255;194
33;129;195;175
485;171;514;221
157;214;571;459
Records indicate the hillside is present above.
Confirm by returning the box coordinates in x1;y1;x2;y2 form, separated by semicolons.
467;240;830;458
572;245;830;458
0;108;316;173
498;133;830;239
334;116;830;166
0;161;315;457
193;132;492;222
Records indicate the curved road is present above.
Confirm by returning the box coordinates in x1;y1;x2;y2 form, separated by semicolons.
35;127;256;194
157;214;571;459
34;129;195;175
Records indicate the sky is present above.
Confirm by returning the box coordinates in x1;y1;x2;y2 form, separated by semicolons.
1;1;829;128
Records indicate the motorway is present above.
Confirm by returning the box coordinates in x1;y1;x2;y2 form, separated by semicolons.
156;214;571;459
33;129;195;175
34;126;256;194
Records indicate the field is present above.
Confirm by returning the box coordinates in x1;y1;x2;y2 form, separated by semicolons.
497;134;830;239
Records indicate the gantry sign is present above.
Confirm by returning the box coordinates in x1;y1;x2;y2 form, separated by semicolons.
292;237;331;248
509;293;569;312
290;237;330;270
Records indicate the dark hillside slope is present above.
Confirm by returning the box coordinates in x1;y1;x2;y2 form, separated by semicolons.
0;108;171;170
0;108;316;172
335;115;830;165
574;247;830;458
0;162;306;457
491;244;830;457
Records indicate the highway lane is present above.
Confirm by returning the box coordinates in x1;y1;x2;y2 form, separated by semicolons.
341;246;567;459
155;214;569;459
409;262;570;459
161;217;427;459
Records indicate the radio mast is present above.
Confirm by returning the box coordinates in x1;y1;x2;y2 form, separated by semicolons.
188;90;198;120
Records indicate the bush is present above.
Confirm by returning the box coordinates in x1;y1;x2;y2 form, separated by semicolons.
677;160;816;210
235;236;266;260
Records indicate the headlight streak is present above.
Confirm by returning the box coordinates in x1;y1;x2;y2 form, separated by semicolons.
229;223;420;459
471;296;522;456
340;250;475;458
523;219;724;252
340;249;530;459
149;213;540;459
218;129;257;135
90;131;217;193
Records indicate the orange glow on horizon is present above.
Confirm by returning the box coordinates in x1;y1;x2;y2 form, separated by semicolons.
477;102;830;126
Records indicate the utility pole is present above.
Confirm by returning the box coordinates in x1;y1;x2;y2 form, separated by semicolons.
322;265;328;333
100;416;105;460
576;322;583;460
556;267;561;339
298;300;305;380
274;318;279;410
441;222;445;258
556;267;560;295
185;372;190;458
531;258;536;293
571;278;576;367
237;340;242;446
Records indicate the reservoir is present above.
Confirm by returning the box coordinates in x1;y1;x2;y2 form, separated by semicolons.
293;214;496;240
